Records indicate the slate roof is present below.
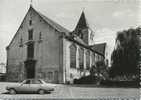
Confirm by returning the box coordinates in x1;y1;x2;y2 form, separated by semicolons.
75;11;88;30
32;6;70;34
90;43;106;56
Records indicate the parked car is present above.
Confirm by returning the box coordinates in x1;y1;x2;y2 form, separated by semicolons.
6;79;55;94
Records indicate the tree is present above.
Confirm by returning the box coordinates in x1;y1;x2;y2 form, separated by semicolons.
90;60;108;85
95;60;109;80
109;27;140;79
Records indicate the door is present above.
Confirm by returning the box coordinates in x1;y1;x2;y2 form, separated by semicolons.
18;80;31;93
30;79;42;92
24;60;36;78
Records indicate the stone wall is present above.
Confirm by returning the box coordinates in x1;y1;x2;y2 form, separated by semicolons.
63;38;99;83
6;7;62;83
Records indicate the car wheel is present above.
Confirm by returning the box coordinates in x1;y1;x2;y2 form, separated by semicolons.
38;89;45;94
9;89;16;94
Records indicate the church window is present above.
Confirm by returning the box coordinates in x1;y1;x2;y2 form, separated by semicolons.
90;31;94;40
19;38;23;47
27;43;34;59
95;53;99;62
79;48;84;70
28;29;33;40
70;44;77;68
29;20;32;26
91;53;95;65
86;50;90;70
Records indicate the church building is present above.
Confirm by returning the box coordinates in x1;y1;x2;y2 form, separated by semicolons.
6;6;105;83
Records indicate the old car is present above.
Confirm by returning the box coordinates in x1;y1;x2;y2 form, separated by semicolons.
6;79;55;94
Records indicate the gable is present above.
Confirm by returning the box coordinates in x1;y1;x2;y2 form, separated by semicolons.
7;6;70;49
7;6;34;49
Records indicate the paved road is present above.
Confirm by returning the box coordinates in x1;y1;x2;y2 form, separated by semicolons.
0;82;139;99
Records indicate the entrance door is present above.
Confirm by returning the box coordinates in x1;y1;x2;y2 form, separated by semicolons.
25;60;36;79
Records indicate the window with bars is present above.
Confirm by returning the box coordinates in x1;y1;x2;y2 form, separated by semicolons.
70;44;77;68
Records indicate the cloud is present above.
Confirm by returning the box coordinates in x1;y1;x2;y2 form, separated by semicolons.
55;12;76;19
94;28;117;50
94;28;117;65
94;28;116;38
55;12;66;18
112;9;135;19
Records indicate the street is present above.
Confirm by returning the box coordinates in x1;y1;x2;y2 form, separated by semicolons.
0;82;140;99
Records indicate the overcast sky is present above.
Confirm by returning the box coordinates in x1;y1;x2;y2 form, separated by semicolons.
0;0;140;63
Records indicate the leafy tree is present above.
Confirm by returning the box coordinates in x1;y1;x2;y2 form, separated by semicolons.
109;27;140;79
90;60;108;84
95;61;109;80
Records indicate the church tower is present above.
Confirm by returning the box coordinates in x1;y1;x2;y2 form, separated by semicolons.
74;11;94;45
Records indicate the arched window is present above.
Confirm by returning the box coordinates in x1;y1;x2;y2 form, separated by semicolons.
70;44;77;68
91;53;95;65
86;50;90;70
19;37;23;47
79;47;84;70
29;20;32;26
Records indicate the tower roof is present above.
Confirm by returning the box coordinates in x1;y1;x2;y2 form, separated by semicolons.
75;11;88;30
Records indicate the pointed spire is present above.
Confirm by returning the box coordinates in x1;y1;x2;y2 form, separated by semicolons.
75;11;88;30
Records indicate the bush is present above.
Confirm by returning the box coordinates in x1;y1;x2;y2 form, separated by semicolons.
74;75;97;84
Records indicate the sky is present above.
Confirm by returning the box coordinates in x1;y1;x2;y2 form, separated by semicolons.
0;0;140;63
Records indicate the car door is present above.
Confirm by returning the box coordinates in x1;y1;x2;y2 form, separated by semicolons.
30;79;42;92
17;80;31;93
